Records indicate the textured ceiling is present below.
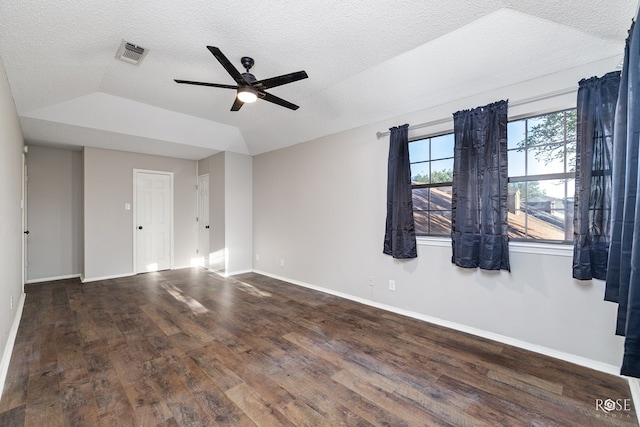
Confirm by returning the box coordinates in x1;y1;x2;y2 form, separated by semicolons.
0;0;637;159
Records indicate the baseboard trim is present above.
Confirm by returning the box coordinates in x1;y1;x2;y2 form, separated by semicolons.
81;272;134;283
82;266;196;282
253;269;620;376
26;273;81;284
628;378;640;425
207;268;253;278
0;291;25;399
227;269;253;277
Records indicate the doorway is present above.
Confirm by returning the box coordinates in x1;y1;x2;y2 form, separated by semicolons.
134;170;173;273
197;174;210;269
22;152;27;288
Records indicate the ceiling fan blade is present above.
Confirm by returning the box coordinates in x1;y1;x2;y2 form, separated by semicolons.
206;46;247;86
253;71;308;91
260;91;300;110
230;98;244;111
174;79;238;90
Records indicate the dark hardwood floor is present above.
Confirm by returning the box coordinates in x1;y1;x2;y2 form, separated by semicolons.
0;268;636;426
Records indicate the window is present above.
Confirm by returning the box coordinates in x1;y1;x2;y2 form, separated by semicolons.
409;108;577;242
410;133;454;236
507;109;576;242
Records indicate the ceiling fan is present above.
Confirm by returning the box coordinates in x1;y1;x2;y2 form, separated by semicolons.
175;46;308;111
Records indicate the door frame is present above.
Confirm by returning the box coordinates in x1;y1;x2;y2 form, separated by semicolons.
22;152;27;290
132;169;174;274
197;173;210;269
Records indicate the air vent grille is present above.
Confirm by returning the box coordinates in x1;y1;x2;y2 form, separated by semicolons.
115;40;148;65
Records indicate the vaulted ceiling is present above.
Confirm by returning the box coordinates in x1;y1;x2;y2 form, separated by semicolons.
0;1;636;159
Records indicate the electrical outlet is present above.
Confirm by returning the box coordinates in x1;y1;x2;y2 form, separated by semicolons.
280;259;285;267
388;280;396;291
10;295;14;310
368;276;374;287
256;253;260;261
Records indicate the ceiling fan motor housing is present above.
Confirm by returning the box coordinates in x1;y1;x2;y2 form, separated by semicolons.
242;72;256;83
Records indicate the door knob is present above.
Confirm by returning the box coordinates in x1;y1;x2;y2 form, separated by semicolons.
24;230;29;234
138;226;143;230
205;226;210;229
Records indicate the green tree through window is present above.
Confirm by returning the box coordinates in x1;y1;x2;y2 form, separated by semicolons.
412;168;453;184
513;110;576;170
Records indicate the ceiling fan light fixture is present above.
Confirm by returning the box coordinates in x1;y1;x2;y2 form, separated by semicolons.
237;87;257;103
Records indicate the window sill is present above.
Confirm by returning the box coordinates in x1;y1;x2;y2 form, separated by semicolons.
416;236;451;247
416;236;573;257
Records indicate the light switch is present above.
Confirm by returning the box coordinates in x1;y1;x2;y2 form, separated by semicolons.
125;203;131;210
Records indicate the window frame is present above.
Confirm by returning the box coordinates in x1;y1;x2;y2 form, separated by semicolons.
409;132;454;237
409;107;577;245
506;108;576;244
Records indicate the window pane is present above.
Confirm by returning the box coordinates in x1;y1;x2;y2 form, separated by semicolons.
411;162;429;184
564;207;574;240
413;187;429;235
431;134;454;160
566;110;577;141
413;187;451;236
409;139;429;163
527;112;566;146
411;132;455;237
567;144;576;173
535;178;567;200
412;188;429;211
429;210;451;235
507;183;522;214
508;120;526;150
527;143;565;175
508;207;569;241
525;206;568;241
430;159;453;183
510;178;572;242
507;208;527;239
429;186;452;210
508;182;523;195
566;178;575;200
413;210;429;235
508;149;526;177
506;109;576;242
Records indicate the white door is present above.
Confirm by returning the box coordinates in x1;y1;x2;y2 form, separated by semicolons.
22;153;28;286
135;171;172;273
197;174;210;268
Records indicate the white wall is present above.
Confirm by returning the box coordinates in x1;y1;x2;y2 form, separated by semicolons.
198;153;225;272
26;146;83;282
198;151;253;276
225;152;253;275
83;147;197;281
0;55;25;395
253;60;626;370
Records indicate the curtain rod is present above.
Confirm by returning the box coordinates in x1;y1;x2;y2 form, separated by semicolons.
375;86;577;139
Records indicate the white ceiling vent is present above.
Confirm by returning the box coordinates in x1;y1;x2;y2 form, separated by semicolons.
115;40;148;65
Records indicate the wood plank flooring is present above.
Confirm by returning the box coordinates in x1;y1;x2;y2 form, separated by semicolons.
0;268;636;426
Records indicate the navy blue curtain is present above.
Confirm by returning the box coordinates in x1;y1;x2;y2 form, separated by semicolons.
572;72;620;280
605;19;640;377
383;124;417;259
451;100;510;271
